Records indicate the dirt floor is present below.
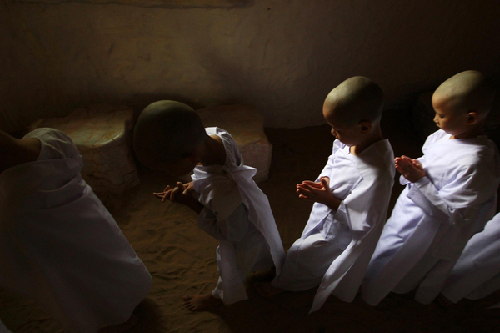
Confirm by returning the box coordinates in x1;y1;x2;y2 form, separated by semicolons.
1;109;499;332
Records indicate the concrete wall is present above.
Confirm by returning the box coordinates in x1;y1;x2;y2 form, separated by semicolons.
2;0;500;132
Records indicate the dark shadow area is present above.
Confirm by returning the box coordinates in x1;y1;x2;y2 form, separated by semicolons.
207;287;500;333
130;298;164;333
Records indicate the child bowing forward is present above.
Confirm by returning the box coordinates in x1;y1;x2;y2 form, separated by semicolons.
0;128;152;333
133;100;285;311
256;77;395;313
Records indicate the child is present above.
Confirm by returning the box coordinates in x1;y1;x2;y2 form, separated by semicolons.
363;70;500;306
0;128;152;332
133;100;285;310
256;77;396;313
441;213;500;305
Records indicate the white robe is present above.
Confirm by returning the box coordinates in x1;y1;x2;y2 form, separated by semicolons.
192;127;285;305
0;320;11;333
363;130;500;306
0;129;152;333
273;139;395;313
442;213;500;304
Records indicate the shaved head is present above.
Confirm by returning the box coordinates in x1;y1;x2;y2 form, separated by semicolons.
133;100;207;168
433;70;495;118
324;76;384;126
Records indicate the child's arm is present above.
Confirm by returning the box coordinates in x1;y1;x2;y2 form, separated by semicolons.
297;177;342;210
154;181;247;241
297;140;343;209
398;156;494;226
153;182;204;214
197;204;248;241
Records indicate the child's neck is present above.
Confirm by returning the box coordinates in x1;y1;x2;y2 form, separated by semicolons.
350;127;383;156
451;125;484;140
199;135;226;166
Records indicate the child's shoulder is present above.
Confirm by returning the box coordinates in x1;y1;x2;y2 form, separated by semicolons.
360;139;395;167
463;138;499;169
24;128;79;161
438;136;499;181
332;139;347;154
355;139;395;181
24;128;71;143
424;129;450;146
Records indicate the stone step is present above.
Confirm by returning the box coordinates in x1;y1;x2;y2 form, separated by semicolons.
32;104;139;194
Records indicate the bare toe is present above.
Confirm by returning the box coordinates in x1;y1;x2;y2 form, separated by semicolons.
182;294;221;311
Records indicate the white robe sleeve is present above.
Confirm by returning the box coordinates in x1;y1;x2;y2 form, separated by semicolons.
198;204;249;242
317;140;341;181
407;163;489;227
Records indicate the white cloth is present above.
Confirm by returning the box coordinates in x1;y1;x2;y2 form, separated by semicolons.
0;320;11;333
0;128;152;333
192;127;285;305
273;139;395;313
363;129;500;306
442;213;500;303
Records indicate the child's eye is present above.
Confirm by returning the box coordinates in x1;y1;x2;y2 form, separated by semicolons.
438;114;445;119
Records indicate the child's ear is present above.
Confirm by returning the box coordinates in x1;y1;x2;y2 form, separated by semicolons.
466;112;478;125
359;121;372;134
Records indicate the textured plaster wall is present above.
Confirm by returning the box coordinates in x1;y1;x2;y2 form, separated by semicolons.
2;0;500;132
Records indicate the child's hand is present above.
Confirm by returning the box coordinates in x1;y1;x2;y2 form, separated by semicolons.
297;178;323;191
153;181;195;205
296;177;341;210
395;155;426;183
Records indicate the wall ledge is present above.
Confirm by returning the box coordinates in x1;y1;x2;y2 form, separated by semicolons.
13;0;251;8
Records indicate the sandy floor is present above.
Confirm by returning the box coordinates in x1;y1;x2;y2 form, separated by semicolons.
1;110;499;332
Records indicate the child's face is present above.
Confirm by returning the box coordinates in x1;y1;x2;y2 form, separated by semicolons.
322;106;363;146
432;95;469;136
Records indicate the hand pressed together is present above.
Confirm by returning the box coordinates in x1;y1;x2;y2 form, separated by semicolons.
296;176;341;210
153;181;195;205
395;155;426;183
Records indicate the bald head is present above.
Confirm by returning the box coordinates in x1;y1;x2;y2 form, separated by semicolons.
433;70;495;118
323;77;384;126
133;100;207;168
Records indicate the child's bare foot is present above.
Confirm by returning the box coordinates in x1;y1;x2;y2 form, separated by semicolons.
254;281;285;297
182;294;222;311
98;314;138;333
435;294;454;307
